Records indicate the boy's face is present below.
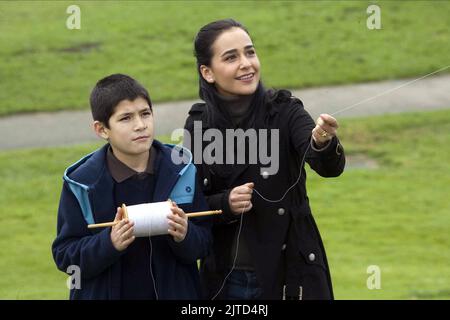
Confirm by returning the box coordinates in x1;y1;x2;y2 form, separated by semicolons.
95;97;154;160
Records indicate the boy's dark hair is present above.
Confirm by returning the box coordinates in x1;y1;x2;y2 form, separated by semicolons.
90;74;152;128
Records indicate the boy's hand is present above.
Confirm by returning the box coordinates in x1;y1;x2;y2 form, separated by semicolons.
229;182;254;215
110;207;135;251
167;202;188;243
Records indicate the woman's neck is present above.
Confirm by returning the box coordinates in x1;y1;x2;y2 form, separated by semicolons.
216;92;254;118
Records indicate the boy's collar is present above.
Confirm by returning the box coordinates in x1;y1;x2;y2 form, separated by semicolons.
106;146;157;183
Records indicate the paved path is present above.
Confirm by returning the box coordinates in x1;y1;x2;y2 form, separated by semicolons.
1;74;449;150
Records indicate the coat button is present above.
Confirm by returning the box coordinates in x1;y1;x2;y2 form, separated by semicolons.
185;186;192;193
336;143;343;155
308;253;316;262
203;178;208;187
277;208;285;216
281;244;287;251
261;171;269;179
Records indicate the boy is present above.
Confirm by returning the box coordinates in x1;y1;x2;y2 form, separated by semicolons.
52;74;212;299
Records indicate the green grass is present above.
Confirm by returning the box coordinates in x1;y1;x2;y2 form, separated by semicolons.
0;0;449;116
308;109;450;299
0;141;103;299
0;109;449;299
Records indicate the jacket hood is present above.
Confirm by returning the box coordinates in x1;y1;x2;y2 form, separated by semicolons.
63;140;192;188
62;140;196;225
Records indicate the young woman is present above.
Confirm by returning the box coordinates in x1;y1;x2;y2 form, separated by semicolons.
184;19;345;300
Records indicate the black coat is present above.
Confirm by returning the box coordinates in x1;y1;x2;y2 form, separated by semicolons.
184;90;345;300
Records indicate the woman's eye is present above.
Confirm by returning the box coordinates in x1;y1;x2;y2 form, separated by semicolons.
120;116;130;121
142;111;151;117
225;55;236;61
247;50;256;56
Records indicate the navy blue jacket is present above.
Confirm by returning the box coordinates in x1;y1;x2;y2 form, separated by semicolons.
52;140;212;299
185;90;345;299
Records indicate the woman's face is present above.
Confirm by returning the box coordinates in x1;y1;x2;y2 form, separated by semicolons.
201;27;261;97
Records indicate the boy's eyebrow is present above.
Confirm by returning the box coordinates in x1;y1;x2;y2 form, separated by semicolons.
116;106;151;117
220;45;254;57
138;105;151;112
117;111;132;117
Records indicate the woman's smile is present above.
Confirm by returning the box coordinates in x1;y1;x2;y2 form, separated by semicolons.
235;73;255;83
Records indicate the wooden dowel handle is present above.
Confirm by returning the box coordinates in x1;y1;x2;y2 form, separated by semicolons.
87;221;119;229
122;203;128;219
87;210;222;229
186;210;222;218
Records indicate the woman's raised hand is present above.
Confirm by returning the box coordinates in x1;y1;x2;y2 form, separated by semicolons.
312;114;339;147
228;182;254;215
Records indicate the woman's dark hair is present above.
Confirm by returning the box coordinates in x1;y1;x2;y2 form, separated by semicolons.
194;19;271;127
90;74;152;128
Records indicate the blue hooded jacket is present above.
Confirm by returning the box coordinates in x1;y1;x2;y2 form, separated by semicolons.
52;140;212;299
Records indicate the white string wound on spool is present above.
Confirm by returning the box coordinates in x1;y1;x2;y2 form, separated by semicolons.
127;201;172;237
88;199;222;237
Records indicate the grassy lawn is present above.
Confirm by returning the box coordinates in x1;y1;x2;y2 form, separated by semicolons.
0;0;449;116
0;108;448;299
308;109;450;299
